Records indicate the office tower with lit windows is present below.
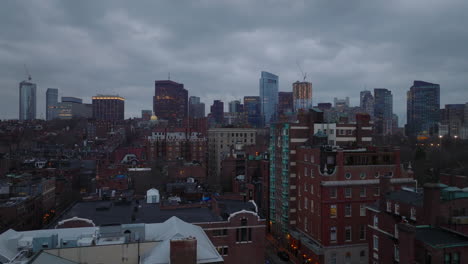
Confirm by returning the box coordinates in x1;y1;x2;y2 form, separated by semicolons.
153;80;188;124
406;80;440;136
92;95;125;121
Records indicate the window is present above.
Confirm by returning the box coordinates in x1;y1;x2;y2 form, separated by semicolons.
359;225;366;240
373;235;379;251
345;252;351;264
304;183;308;192
386;201;392;212
236;219;252;242
375;172;380;178
330;129;334;135
410;207;416;220
360;204;366;216
330;188;337;198
345;226;352;241
345;188;352;198
373;215;378;227
453;252;460;264
213;229;228;237
339;129;345;135
445;253;451;264
304;197;308;209
298;187;301;197
304;154;308;161
395;203;400;215
360;187;366;197
347;129;352;135
345;204;352;217
311;185;314;194
360;250;366;258
394;245;399;261
311;155;315;163
330;227;337;243
345;172;352;179
395;224;399;239
374;187;380;196
304;216;308;231
330;205;337;218
330;252;337;264
217;246;229;256
311;200;314;213
360;172;366;179
304;167;308;177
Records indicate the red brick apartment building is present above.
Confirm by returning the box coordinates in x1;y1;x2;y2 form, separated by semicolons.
288;146;415;264
367;179;468;264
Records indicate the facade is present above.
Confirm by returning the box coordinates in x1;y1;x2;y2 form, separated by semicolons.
313;113;373;146
19;80;37;121
374;88;393;135
291;147;415;264
367;181;468;264
293;81;313;112
406;80;440;137
46;88;59;121
334;97;350;109
228;100;242;113
189;96;205;119
360;90;374;119
243;96;261;128
210;100;224;124
441;104;465;137
259;71;279;125
278;92;294;120
153;80;188;124
207;128;258;187
92;95;125;121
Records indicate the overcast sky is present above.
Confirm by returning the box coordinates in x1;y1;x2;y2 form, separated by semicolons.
1;0;468;124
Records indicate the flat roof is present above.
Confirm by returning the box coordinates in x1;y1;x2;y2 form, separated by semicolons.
416;227;468;248
52;200;221;227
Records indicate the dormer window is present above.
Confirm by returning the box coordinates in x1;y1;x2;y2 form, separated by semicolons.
394;204;400;215
410;207;416;220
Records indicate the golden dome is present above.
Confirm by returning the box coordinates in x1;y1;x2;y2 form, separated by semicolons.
150;114;158;121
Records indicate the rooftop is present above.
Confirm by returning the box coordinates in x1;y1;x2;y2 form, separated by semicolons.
53;200;221;227
416;227;468;248
386;189;424;207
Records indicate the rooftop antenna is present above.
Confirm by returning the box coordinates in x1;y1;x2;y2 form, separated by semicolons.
296;60;307;81
24;64;31;81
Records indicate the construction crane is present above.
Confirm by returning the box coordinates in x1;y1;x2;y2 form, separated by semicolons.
296;60;307;81
24;64;31;81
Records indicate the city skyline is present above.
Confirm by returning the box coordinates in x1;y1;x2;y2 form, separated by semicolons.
1;1;468;124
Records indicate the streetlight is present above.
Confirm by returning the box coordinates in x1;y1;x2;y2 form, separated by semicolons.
439;135;443;147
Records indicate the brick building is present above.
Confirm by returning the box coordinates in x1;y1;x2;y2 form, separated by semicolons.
153;80;188;125
287;147;415;264
367;180;468;264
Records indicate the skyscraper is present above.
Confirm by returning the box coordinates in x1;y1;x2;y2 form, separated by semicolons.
374;88;393;135
228;100;242;113
19;79;37;121
46;88;59;121
92;95;125;121
259;71;278;125
210;100;224;124
189;96;205;119
278;92;293;119
244;96;261;128
406;80;440;136
360;90;374;118
153;80;188;124
292;81;312;112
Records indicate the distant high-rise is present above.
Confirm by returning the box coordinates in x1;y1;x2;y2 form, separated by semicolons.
19;79;37;121
374;88;393;135
210;100;224;124
154;80;188;124
360;90;374;118
406;81;440;136
278;92;293;119
142;110;152;121
46;88;58;121
292;81;312;112
189;96;205;119
243;96;261;128
259;71;279;125
228;100;242;113
92;95;125;121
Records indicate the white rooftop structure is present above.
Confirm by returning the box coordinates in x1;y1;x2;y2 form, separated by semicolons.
146;188;160;204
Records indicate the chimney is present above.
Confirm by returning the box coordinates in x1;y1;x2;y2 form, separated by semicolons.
423;183;444;226
170;237;197;264
379;175;392;210
398;223;415;263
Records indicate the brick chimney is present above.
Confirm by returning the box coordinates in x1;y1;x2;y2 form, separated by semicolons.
423;183;444;226
379;175;392;210
170;237;197;264
398;223;415;263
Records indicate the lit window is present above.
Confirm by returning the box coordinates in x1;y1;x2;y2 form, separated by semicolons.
330;227;337;243
330;205;337;218
360;204;366;216
345;226;352;241
345;188;352;198
345;204;352;217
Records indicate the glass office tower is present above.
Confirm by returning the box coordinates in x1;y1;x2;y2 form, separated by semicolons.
19;80;37;121
259;71;279;126
406;80;440;136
